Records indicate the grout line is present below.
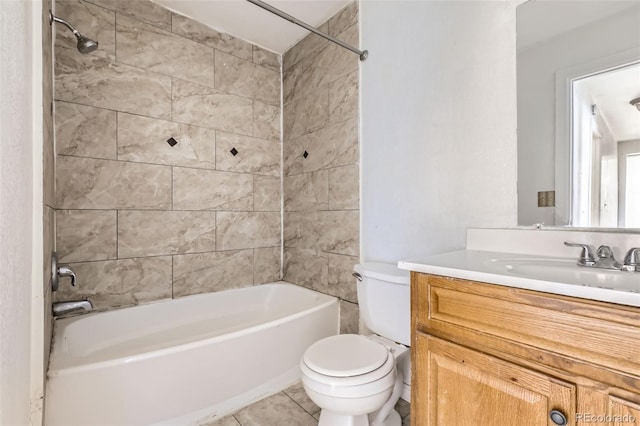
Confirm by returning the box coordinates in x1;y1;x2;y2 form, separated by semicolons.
115;210;119;259
57;153;281;177
282;390;318;419
53;208;280;213
53;98;282;142
63;246;273;266
55;45;280;108
279;57;285;281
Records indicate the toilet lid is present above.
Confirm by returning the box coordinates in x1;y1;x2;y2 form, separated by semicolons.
303;334;389;377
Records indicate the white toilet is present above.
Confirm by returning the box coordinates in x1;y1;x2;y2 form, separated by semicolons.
300;262;410;426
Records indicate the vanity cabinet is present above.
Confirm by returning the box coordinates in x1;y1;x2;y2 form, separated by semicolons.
411;273;640;426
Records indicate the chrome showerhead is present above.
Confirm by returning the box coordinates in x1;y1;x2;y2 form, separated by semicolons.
49;10;99;54
76;34;99;54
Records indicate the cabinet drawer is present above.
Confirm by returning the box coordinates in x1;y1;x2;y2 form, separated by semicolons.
414;274;640;378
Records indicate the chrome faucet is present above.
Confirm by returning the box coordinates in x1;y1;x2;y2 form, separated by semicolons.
565;242;639;272
593;245;622;270
52;300;93;317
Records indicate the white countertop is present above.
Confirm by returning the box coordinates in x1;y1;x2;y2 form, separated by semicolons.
398;250;640;307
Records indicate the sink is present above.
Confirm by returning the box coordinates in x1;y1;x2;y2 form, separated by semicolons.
399;249;640;307
484;257;636;292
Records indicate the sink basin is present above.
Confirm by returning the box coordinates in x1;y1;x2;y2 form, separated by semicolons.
399;249;640;307
485;257;636;292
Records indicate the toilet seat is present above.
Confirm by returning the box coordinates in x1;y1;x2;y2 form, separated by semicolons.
301;334;396;391
304;334;390;377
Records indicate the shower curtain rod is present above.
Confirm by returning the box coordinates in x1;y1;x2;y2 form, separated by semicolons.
246;0;368;60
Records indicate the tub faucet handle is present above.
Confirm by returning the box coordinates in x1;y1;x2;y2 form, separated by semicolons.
58;265;77;286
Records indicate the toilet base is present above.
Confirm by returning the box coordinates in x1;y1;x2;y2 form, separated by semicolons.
318;408;401;426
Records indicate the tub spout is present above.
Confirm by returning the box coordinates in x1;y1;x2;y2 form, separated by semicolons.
53;300;93;317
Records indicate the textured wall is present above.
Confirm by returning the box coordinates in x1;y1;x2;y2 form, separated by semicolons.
53;0;281;310
0;1;35;423
282;2;360;334
361;1;518;263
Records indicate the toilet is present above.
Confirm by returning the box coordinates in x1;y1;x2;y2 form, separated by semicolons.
300;262;410;426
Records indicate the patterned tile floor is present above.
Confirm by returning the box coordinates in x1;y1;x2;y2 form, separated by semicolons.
203;382;411;426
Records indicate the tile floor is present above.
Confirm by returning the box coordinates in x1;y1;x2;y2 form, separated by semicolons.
203;382;411;426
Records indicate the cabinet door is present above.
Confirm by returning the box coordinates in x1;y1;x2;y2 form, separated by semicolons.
609;396;640;426
413;333;576;426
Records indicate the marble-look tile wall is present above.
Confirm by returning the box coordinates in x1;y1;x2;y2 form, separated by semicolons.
53;0;281;310
282;2;360;334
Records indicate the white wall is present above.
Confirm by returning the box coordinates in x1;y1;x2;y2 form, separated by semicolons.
517;6;640;226
0;1;44;424
360;1;518;263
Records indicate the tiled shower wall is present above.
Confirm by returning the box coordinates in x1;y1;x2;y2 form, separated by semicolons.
282;3;360;333
53;0;282;309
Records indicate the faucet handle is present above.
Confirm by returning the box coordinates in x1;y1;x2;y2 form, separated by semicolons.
623;248;640;271
57;265;77;286
596;245;613;259
564;242;596;266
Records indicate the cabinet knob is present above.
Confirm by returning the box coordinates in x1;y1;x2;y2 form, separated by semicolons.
549;410;567;425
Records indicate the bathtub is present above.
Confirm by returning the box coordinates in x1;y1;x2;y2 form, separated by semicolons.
45;282;339;425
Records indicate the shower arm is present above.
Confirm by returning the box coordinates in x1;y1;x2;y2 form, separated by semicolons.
49;12;81;36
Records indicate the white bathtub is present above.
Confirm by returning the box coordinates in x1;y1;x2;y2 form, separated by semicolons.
45;282;339;425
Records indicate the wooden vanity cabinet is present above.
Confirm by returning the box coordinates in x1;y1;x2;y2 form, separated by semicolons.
410;273;640;426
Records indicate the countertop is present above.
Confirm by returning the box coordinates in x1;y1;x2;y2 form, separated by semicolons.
398;250;640;307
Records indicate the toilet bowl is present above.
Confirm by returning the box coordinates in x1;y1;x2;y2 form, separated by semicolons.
300;334;408;426
300;262;411;426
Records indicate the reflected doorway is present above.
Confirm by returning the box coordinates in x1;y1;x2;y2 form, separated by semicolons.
571;62;640;228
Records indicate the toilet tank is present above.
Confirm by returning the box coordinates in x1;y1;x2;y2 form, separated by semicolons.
354;262;410;346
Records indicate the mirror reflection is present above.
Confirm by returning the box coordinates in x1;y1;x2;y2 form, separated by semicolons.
517;0;640;228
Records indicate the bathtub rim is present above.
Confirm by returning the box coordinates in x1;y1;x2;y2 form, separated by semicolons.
49;282;338;377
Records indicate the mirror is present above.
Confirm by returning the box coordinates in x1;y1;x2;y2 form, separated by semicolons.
517;0;640;228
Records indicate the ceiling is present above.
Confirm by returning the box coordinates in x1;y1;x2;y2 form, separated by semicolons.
517;1;639;51
576;62;640;142
152;0;351;54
